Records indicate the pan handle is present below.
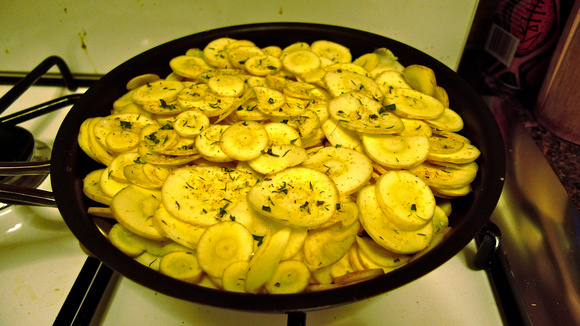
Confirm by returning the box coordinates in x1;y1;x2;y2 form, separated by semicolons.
0;183;56;207
0;160;56;207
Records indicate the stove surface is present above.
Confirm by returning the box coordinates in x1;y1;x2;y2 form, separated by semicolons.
0;85;504;325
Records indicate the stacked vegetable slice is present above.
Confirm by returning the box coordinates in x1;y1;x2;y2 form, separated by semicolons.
78;37;480;294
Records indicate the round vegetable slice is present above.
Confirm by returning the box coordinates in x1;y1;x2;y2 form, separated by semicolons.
303;218;360;270
203;37;237;68
244;55;282;76
310;40;352;64
247;144;307;175
264;122;302;146
264;260;311;294
161;165;258;226
375;170;436;231
382;88;444;120
245;227;291;293
219;121;269;161
427;143;481;164
357;185;433;254
328;92;404;134
408;161;478;189
152;205;206;250
402;64;437;96
355;236;409;268
374;70;412;94
247;167;339;228
111;184;165;240
252;86;287;114
301;146;373;195
195;124;232;162
169;55;212;79
196;221;254;278
222;260;250;292
361;133;430;169
282;50;321;75
131;80;185;105
323;70;383;101
425;107;464;132
227;46;264;69
82;169;112;205
208;75;245;97
159;251;203;283
320;118;364;152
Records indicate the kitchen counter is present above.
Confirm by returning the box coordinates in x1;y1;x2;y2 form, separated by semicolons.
458;50;580;211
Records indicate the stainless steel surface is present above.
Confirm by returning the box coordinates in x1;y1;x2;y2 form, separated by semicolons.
487;94;580;325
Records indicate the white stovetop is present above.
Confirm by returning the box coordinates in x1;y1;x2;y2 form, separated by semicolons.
0;84;503;325
0;0;479;74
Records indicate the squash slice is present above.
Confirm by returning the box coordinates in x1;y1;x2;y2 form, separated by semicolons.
303;217;360;270
244;55;282;76
374;70;412;94
161;165;258;227
131;80;185;105
247;144;307;175
219;121;269;161
83;169;112;205
195;124;232;162
153;204;206;250
357;185;433;254
408;161;478;189
328;92;404;134
196;221;254;278
355;236;409;268
320;118;364;152
247;167;339;229
264;122;302;146
301;146;373;195
222;260;251;292
402;64;437;96
245;227;291;293
159;251;203;283
425;107;464;132
110;184;165;240
361;133;429;169
310;40;352;64
227;45;264;69
169;55;212;79
282;50;321;75
203;37;237;68
207;75;245;97
100;166;130;197
375;170;436;231
427;143;481;164
264;260;311;294
382;88;444;120
324;70;383;101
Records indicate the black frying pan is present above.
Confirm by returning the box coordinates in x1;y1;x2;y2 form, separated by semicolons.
50;22;506;313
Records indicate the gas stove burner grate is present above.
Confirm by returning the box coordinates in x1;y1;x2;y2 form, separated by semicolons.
0;56;80;209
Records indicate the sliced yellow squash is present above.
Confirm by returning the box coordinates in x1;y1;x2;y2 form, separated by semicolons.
328;92;404;134
375;170;436;231
196;221;254;278
219;121;269;161
357;185;433;254
110;184;165;240
301;146;373;195
247;167;339;229
361;133;430;169
383;88;445;120
161;165;257;226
